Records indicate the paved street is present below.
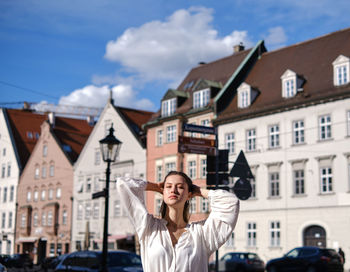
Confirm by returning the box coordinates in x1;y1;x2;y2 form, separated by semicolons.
6;266;54;272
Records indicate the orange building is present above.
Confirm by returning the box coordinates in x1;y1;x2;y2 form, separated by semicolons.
144;42;266;221
15;114;93;264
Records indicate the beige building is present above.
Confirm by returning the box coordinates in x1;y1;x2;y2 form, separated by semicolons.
15;114;93;264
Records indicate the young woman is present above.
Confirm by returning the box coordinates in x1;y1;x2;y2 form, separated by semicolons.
116;171;240;272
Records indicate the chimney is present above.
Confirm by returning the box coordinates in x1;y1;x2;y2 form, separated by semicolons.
87;116;95;126
48;112;55;127
109;89;114;105
233;43;245;53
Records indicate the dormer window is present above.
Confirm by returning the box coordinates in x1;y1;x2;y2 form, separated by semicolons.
281;69;305;98
237;82;258;108
193;88;210;109
161;98;176;117
332;55;350;86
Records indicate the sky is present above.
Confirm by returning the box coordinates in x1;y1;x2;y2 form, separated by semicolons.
1;0;350;114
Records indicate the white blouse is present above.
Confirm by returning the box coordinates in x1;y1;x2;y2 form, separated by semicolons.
116;177;240;272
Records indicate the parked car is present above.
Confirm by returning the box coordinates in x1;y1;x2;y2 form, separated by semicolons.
0;255;9;266
209;252;265;272
41;254;68;270
4;253;33;268
55;250;143;272
0;263;7;272
265;246;344;272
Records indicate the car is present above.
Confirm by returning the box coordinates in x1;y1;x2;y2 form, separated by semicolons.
0;263;7;272
4;253;33;268
265;246;344;272
54;250;143;272
0;255;9;266
209;252;265;272
41;254;68;270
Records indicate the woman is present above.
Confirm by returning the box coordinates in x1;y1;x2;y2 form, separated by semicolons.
116;171;239;272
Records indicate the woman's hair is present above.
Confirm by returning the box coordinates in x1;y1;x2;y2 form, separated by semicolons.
159;171;193;223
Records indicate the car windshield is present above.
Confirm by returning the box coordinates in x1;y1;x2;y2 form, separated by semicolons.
107;252;142;267
286;248;300;258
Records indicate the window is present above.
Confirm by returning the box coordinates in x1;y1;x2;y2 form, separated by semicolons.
85;203;91;219
86;177;92;193
41;190;46;201
200;198;209;213
225;133;235;154
56;244;62;255
156;165;163;182
319;115;332;140
7;163;11;177
240;90;249;108
1;164;5;178
43;145;48;157
193;89;210;109
42;165;47;178
48;188;54;200
281;69;299;98
21;214;26;228
165;162;176;174
47;211;53;226
155;198;162;215
269;172;280;197
77;203;83;220
1;213;5;228
284;79;295;97
190;198;196;213
157;130;163;146
200;119;210;137
269;125;280;148
114;200;121;217
93;203;99;219
50;243;55;255
333;55;350;86
56;188;62;199
294;170;305;195
62;210;68;225
200;159;207;179
320;167;333;193
35;165;40;179
34;190;39;202
251;178;256;198
166;125;176;143
94;149;101;165
94;176;100;192
3;187;7;202
33;212;38;227
270;221;281;247
49;164;54;177
347;111;350;136
188;161;196;179
237;82;255;108
293;120;305;144
27;191;31;202
9;186;14;202
8;212;12;228
247;222;257;247
42;212;46;226
246;129;256;151
2;148;6;156
161;98;176;117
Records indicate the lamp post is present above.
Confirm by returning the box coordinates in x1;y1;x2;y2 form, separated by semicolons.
99;125;122;272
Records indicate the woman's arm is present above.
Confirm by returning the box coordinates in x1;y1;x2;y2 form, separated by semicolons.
145;181;163;194
191;184;209;199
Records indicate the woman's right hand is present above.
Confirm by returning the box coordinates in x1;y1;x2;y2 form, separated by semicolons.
146;181;164;194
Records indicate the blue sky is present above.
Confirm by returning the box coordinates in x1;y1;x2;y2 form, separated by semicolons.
1;0;349;113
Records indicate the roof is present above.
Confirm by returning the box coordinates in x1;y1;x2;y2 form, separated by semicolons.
114;105;154;147
146;49;251;125
216;27;350;124
50;116;94;163
5;109;47;169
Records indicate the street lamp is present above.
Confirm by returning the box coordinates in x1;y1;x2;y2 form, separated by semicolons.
99;125;122;272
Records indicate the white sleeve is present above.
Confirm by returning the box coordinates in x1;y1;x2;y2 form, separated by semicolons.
116;177;152;240
203;189;240;255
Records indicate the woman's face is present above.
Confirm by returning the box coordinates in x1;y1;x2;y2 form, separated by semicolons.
163;174;191;207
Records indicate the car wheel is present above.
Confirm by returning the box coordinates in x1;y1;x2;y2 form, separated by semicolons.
306;266;316;272
267;265;277;272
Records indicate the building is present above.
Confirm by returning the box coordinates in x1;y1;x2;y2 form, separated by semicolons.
0;108;47;255
71;97;153;253
15;113;93;263
143;42;266;225
214;27;350;270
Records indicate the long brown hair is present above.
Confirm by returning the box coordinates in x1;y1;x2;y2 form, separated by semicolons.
159;171;193;223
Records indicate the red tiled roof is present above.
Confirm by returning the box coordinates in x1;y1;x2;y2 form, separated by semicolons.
216;27;350;123
5;109;47;169
51;116;94;163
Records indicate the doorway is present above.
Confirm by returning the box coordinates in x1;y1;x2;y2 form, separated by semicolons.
303;225;326;247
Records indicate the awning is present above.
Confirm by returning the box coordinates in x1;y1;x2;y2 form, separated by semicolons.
17;237;38;243
94;234;131;243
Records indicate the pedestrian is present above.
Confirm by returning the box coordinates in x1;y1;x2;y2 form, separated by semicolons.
116;171;240;272
338;247;345;264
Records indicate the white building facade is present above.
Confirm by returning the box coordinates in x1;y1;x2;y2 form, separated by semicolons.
71;98;153;252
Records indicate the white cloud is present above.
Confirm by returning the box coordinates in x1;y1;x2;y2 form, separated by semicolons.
104;6;253;83
58;84;155;111
264;26;287;49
